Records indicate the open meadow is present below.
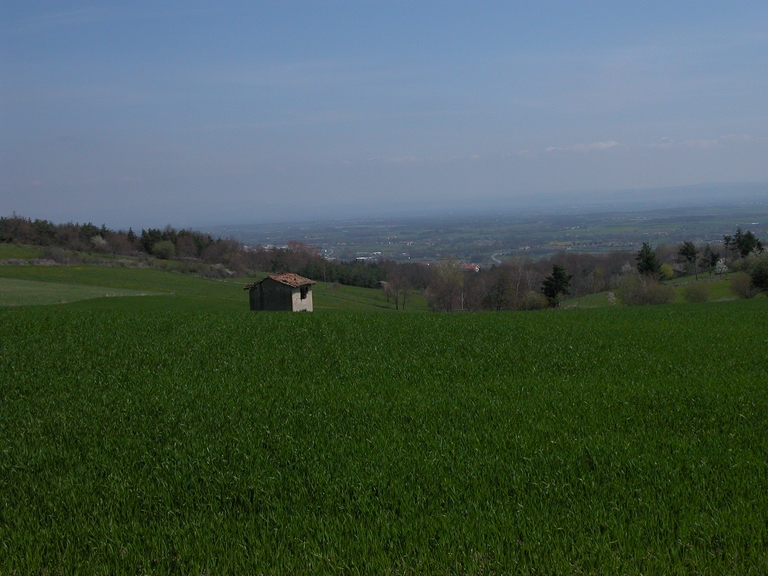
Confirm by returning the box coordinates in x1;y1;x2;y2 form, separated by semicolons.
1;299;767;573
0;264;428;313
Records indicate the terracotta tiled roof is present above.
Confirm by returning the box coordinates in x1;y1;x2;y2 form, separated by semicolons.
243;273;317;290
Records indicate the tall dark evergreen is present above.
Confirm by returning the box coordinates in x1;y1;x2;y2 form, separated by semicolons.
636;242;661;277
725;227;763;258
541;264;572;307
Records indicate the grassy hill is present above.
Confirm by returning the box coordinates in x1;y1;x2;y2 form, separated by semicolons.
1;300;767;573
0;263;429;312
567;273;750;308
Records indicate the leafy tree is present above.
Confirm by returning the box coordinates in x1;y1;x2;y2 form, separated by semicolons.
483;269;513;311
678;241;698;280
384;261;412;310
541;264;572;307
636;242;661;278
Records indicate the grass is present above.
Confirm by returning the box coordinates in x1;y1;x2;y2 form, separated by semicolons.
0;264;248;298
668;273;745;302
567;273;752;308
1;301;767;573
0;244;43;259
312;281;429;311
0;264;427;312
0;277;161;307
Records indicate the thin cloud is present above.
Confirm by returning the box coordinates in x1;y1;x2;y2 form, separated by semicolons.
546;141;618;153
649;137;675;149
650;134;767;149
570;141;619;152
387;156;423;164
683;139;721;149
720;133;767;144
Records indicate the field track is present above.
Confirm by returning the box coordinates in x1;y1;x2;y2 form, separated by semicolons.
1;301;767;573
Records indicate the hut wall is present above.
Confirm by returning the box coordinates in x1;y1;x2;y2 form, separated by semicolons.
249;280;294;311
291;286;313;312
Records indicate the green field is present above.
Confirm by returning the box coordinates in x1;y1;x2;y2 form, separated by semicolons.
0;244;43;259
0;264;428;312
566;274;749;309
0;277;161;307
1;301;767;573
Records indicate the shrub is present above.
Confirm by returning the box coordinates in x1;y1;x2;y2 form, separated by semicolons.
42;246;71;264
731;272;759;299
683;283;709;303
749;256;768;292
729;258;750;273
522;291;548;310
90;235;109;252
659;263;675;280
151;240;176;260
618;274;675;306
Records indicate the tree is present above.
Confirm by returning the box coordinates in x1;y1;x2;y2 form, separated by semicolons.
541;264;572;307
426;260;463;312
678;241;698;280
714;258;728;276
636;242;661;278
384;261;411;310
701;244;719;276
727;227;764;259
483;268;513;311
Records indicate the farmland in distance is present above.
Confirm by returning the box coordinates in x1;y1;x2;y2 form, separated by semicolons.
1;301;767;573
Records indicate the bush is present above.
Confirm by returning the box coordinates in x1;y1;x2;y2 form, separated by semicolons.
683;283;709;303
42;246;72;264
729;258;750;272
522;291;548;310
731;272;759;299
618;274;675;306
659;263;675;280
749;256;768;292
151;240;176;260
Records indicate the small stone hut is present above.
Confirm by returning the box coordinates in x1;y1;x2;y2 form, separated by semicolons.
243;273;316;312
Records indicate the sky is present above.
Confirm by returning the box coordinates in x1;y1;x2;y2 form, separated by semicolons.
2;1;768;228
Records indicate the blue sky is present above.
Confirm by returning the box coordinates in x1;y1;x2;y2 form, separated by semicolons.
2;1;768;227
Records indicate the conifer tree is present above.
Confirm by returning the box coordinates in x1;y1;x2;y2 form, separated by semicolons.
541;264;572;307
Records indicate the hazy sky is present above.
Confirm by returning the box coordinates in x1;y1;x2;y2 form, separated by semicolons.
2;1;768;228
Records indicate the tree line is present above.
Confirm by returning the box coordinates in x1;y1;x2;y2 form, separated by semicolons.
2;215;765;307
